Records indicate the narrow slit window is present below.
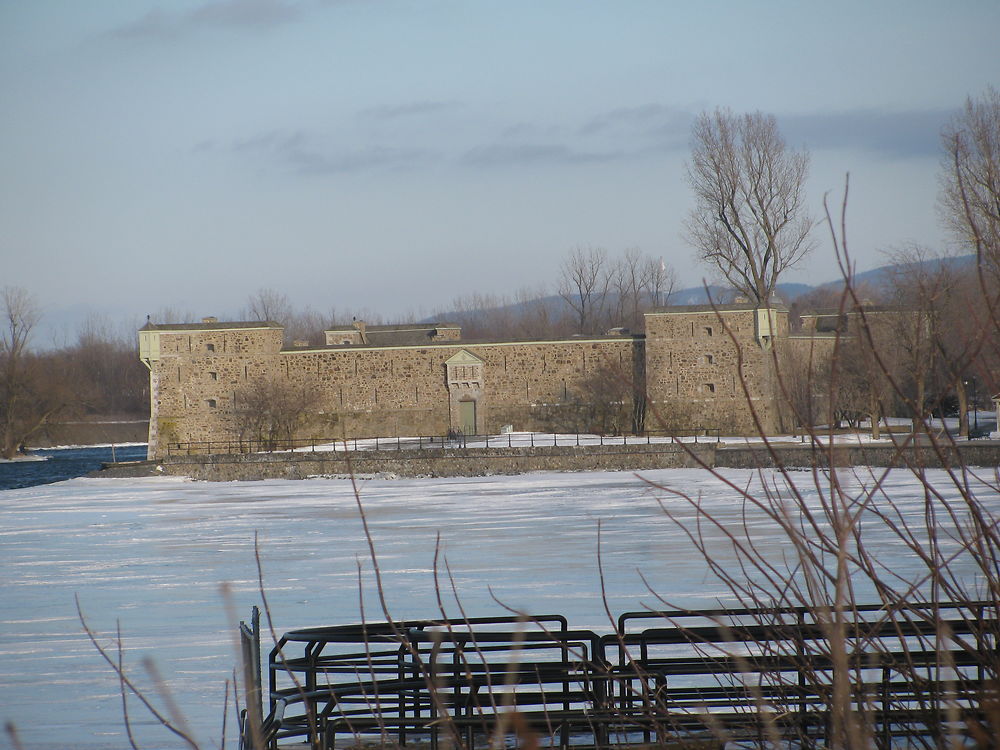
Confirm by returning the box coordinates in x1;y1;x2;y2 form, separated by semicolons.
704;327;713;337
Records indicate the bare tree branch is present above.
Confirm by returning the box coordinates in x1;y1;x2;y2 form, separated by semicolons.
685;109;815;305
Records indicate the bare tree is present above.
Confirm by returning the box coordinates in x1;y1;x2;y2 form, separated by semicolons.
243;288;291;324
642;255;676;310
69;314;149;416
0;287;66;458
608;248;646;331
940;87;1000;277
558;246;610;334
233;376;320;450
685;109;814;305
283;307;330;346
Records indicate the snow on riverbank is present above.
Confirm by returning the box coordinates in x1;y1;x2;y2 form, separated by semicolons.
0;467;993;748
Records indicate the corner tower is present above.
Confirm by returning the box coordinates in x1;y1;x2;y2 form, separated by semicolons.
642;304;788;435
139;318;284;459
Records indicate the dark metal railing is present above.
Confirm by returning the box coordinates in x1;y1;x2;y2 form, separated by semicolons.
166;428;721;456
243;602;998;750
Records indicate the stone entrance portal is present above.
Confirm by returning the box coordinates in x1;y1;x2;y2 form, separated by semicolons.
446;350;485;435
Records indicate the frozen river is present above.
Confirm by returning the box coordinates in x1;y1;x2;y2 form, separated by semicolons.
1;467;995;749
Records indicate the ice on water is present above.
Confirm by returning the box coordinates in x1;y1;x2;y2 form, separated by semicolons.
0;467;993;749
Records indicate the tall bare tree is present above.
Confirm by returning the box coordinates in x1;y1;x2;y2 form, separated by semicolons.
940;87;1000;278
0;287;64;458
243;288;291;323
558;246;610;334
643;255;676;310
685;109;814;305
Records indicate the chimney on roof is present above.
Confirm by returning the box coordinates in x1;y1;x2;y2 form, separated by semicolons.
202;316;218;324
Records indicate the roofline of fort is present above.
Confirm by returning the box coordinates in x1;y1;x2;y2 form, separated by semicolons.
141;305;788;334
646;303;789;315
139;321;282;332
280;334;645;354
799;305;904;316
324;323;461;333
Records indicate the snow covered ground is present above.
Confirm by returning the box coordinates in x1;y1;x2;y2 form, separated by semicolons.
280;413;999;453
0;467;996;749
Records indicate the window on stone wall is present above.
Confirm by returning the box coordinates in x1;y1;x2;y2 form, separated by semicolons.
704;327;713;337
704;354;714;365
206;343;216;352
209;371;218;380
704;383;715;394
207;399;217;408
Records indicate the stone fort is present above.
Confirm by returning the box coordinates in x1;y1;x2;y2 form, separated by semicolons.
140;304;824;459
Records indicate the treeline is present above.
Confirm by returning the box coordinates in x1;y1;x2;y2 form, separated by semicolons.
784;249;998;438
0;293;148;458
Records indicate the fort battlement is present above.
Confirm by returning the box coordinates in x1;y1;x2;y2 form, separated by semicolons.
139;306;820;459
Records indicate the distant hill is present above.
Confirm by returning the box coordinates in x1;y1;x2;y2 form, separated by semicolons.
827;253;977;291
666;282;813;306
428;254;978;324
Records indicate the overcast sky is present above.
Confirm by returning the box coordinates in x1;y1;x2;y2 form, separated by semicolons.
2;1;998;342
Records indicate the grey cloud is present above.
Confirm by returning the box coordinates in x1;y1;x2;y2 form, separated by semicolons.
111;8;177;38
230;129;434;174
581;103;693;150
780;108;957;159
110;0;300;38
190;0;300;28
576;104;957;160
360;101;462;120
499;122;569;140
288;146;434;175
461;143;621;167
234;129;307;152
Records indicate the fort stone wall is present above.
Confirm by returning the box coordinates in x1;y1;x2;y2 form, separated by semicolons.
644;305;789;434
141;305;801;459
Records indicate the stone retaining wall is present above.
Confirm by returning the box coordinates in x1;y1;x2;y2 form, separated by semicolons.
715;441;1000;470
111;443;713;480
99;440;1000;482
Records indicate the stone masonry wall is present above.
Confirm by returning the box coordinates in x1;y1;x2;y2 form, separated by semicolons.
148;326;284;454
148;331;644;457
148;442;715;480
644;307;789;435
106;441;1000;482
144;306;804;458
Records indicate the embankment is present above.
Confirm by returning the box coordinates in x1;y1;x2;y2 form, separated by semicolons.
99;439;1000;481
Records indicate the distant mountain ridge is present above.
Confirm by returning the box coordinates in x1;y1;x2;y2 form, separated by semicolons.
428;254;978;324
